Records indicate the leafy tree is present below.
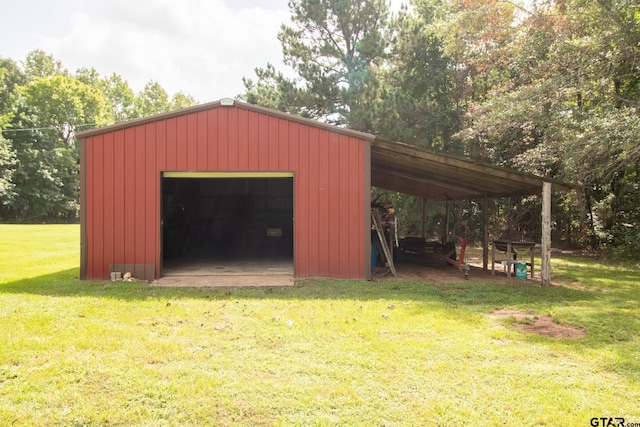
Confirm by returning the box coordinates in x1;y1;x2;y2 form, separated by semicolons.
100;73;137;122
243;0;391;131
76;69;137;122
134;81;172;118
133;81;196;118
23;49;65;80
171;92;197;110
1;50;197;221
447;0;640;251
378;0;461;152
0;58;25;214
5;72;111;221
19;75;110;146
0;133;16;209
0;58;26;115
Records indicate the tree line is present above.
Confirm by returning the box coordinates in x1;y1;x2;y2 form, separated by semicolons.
241;0;640;259
1;0;638;259
0;49;196;222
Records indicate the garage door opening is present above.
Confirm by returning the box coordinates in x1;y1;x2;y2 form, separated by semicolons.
161;172;294;277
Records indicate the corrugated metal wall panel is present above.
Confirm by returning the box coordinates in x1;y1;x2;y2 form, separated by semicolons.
134;126;147;265
176;116;187;170
165;118;177;170
318;129;330;276
327;133;341;276
82;105;369;280
218;108;229;170
103;132;115;278
306;126;320;277
237;109;249;170
144;123;158;273
113;130;126;267
123;128;136;268
90;135;103;278
186;114;198;170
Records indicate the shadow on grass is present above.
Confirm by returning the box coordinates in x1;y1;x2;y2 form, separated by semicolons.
2;264;639;382
0;265;599;306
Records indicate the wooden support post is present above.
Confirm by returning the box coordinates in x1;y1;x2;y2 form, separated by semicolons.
444;200;451;244
483;193;489;271
421;198;426;239
541;182;552;286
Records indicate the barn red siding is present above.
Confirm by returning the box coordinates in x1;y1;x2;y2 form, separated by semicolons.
81;104;371;281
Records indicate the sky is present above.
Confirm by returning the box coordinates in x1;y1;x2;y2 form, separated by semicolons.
1;0;406;104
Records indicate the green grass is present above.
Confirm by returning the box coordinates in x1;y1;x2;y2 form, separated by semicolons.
1;224;639;426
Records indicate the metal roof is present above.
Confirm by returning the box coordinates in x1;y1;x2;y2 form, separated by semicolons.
78;98;572;200
371;139;572;200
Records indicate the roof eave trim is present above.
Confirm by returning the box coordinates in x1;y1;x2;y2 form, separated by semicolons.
76;98;376;142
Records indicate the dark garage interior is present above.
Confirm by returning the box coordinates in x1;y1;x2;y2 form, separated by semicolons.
161;176;294;275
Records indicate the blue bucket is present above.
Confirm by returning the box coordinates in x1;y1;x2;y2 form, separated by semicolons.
515;263;527;279
371;245;378;267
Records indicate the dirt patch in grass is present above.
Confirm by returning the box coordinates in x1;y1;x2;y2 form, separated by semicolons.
490;309;587;339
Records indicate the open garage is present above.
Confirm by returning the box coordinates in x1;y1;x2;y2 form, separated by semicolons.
79;98;370;281
160;174;294;276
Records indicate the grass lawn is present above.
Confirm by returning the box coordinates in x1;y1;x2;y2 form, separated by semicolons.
1;224;639;426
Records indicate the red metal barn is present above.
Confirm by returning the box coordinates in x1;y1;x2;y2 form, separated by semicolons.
78;99;373;281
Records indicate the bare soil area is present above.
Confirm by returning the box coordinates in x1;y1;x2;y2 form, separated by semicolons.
489;309;587;339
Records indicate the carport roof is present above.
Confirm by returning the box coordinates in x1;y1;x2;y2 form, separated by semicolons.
77;98;572;200
371;139;572;200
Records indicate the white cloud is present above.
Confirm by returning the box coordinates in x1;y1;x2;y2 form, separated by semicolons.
6;0;289;102
2;0;407;103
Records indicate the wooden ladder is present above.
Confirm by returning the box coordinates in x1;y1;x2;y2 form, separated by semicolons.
371;209;397;279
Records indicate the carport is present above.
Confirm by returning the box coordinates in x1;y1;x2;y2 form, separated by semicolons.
370;139;572;285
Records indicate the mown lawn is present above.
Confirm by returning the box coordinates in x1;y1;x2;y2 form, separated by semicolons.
1;224;639;426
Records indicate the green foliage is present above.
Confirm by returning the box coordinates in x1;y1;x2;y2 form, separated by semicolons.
23;49;65;80
133;80;171;118
444;0;640;255
0;135;16;206
0;50;196;222
378;1;461;152
171;92;197;110
240;0;640;256
242;0;390;131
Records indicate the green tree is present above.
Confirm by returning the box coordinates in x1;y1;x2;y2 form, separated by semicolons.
100;73;137;122
0;132;16;209
134;81;172;118
171;92;197;110
20;75;110;146
377;0;461;153
0;58;25;214
6;73;110;221
447;0;640;250
243;0;391;131
23;49;65;80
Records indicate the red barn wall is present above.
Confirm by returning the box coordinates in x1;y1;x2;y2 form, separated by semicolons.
80;104;371;281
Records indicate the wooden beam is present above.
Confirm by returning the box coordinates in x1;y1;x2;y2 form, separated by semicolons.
421;198;426;239
372;140;572;192
372;167;483;196
444;200;451;244
371;171;457;200
483;193;489;271
541;182;552;286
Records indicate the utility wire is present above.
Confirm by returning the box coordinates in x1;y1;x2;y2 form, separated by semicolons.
0;124;98;134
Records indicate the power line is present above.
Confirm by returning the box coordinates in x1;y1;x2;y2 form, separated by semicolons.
0;124;98;134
